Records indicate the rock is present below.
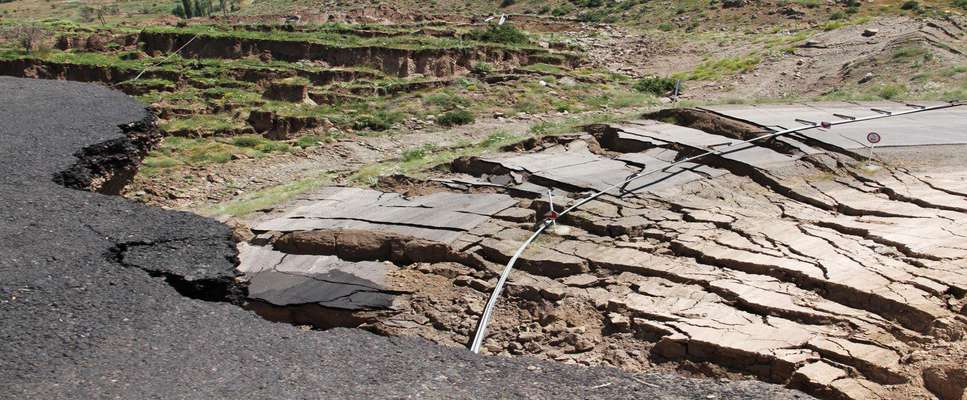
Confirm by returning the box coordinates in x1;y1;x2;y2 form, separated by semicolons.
859;72;874;84
453;276;473;287
802;39;826;48
517;331;543;343
469;278;493;292
540;285;566;301
721;0;747;8
923;365;967;400
862;28;879;37
607;312;630;332
561;274;599;287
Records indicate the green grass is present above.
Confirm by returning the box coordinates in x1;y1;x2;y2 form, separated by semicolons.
159;114;241;133
140;134;294;175
348;130;526;185
205;172;333;217
674;54;761;81
633;76;678;95
145;23;542;51
437;109;475;126
519;63;567;75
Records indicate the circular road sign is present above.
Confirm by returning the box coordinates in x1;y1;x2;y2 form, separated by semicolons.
867;132;881;144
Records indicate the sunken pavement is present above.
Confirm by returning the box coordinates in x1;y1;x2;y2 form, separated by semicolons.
0;77;815;398
238;101;967;399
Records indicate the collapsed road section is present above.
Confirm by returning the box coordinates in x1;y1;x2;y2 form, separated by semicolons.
237;101;967;400
0;76;812;399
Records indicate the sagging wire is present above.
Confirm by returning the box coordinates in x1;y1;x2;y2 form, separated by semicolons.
468;100;963;354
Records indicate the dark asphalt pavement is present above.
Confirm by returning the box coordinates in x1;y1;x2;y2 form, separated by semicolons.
0;77;812;399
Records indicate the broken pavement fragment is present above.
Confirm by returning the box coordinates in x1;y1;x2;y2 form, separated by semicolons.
239;243;399;310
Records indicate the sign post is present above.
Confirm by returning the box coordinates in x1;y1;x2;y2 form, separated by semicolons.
865;131;881;171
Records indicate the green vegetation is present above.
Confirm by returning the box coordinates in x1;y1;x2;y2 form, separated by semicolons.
353;110;405;131
900;0;920;10
159;114;242;134
206;172;332;217
674;54;761;81
467;23;529;45
633;76;678;95
349;130;525;185
140;135;294;175
437;109;475;126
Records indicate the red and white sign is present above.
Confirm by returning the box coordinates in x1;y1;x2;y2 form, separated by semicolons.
867;132;881;144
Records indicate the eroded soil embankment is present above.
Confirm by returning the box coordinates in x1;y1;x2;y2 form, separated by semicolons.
138;30;573;78
235;109;967;400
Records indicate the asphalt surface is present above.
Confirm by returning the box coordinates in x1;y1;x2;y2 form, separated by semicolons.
0;77;813;399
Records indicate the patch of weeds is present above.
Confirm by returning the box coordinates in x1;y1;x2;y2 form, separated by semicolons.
551;5;574;16
675;54;761;80
231;135;267;148
521;63;566;74
206;172;332;217
160;114;239;133
296;134;337;148
482;130;519;148
822;20;845;31
256;141;290;153
472;61;495;75
657;23;674;32
900;0;919;10
353;110;404;131
402;143;438;162
423;92;471;109
633;76;678;95
437;109;475;126
876;83;907;100
529;110;638;136
468;23;528;45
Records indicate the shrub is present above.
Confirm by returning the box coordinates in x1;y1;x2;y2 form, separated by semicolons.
423;92;471;109
500;0;515;7
876;83;906;100
551;5;574;16
402;144;437;162
232;135;266;148
829;11;845;20
634;77;678;95
353;111;403;131
256;141;290;153
469;23;528;45
657;22;674;31
900;0;919;10
296;135;325;148
956;0;967;9
437;110;475;126
471;61;495;75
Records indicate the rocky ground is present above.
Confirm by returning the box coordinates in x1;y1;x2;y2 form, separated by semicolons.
234;101;967;400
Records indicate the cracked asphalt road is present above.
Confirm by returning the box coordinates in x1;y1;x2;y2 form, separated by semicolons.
0;77;812;398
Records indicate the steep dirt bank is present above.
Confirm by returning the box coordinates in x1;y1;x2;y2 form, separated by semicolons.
138;30;575;77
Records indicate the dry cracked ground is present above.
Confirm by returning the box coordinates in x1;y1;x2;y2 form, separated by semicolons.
232;101;967;400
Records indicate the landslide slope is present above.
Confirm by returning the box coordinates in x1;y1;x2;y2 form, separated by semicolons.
0;76;809;399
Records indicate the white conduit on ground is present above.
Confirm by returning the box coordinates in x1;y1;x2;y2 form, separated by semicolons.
469;100;964;354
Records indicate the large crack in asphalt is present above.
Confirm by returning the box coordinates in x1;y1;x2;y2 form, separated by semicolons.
1;77;814;399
